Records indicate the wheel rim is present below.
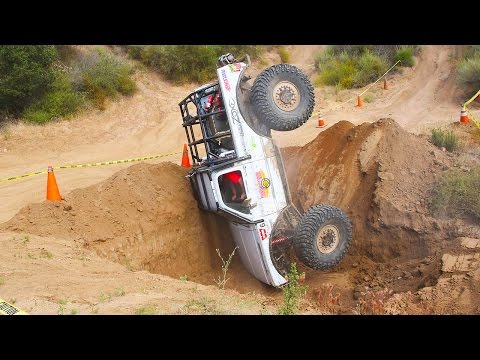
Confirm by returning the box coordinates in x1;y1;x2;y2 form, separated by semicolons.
273;81;300;112
316;225;340;254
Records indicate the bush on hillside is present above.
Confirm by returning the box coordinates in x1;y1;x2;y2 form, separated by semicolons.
457;51;480;92
23;72;85;124
395;46;415;67
0;46;58;113
315;45;418;89
126;45;264;83
316;49;388;89
431;128;459;152
77;49;136;109
353;51;389;85
277;46;290;63
431;168;480;222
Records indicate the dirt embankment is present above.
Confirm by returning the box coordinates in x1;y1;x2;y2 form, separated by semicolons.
4;119;480;313
1;163;235;285
283;118;456;262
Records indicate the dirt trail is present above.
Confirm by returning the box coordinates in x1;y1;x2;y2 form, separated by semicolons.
287;45;324;76
273;45;463;148
0;231;275;314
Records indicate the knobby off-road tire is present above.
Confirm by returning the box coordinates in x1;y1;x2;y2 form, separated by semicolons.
294;205;352;270
251;64;315;131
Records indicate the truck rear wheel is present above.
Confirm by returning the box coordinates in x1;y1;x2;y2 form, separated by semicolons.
294;205;352;270
251;64;315;131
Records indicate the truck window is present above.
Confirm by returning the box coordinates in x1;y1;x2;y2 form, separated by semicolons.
218;170;250;215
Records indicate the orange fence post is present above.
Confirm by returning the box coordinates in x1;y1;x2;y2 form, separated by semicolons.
357;96;363;108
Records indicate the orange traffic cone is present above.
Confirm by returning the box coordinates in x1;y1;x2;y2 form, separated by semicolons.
357;95;363;108
181;144;191;168
460;106;470;123
316;114;326;128
383;78;388;90
46;165;61;201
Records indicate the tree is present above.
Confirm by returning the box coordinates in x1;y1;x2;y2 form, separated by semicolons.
0;45;58;113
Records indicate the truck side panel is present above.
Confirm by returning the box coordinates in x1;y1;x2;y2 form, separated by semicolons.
229;218;287;287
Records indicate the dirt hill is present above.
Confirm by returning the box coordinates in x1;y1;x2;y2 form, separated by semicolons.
2;163;231;285
283;118;453;262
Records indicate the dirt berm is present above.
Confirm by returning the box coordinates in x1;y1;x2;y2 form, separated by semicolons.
1;118;455;288
1;163;234;285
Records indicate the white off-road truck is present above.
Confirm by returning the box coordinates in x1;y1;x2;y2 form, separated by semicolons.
179;53;352;287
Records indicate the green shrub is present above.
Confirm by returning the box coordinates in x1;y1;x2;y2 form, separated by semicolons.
353;51;388;86
79;50;136;108
457;52;480;91
143;45;219;83
317;52;357;89
431;128;459;152
363;94;374;103
277;46;290;63
431;128;444;147
315;45;416;89
0;45;58;113
126;45;264;84
126;45;144;60
431;168;480;221
395;46;415;67
462;45;480;60
444;131;459;152
316;49;387;88
23;72;84;124
55;45;79;65
279;263;307;315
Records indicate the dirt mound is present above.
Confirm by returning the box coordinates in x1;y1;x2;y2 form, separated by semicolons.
283;118;454;262
1;163;231;284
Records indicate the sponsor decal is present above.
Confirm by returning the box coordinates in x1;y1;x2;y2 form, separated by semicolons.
256;170;270;198
228;63;242;72
249;138;257;151
259;228;268;241
229;98;240;124
228;96;245;150
221;69;231;91
261;178;271;189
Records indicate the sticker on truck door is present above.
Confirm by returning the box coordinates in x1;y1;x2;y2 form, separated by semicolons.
258;222;268;241
256;170;270;198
